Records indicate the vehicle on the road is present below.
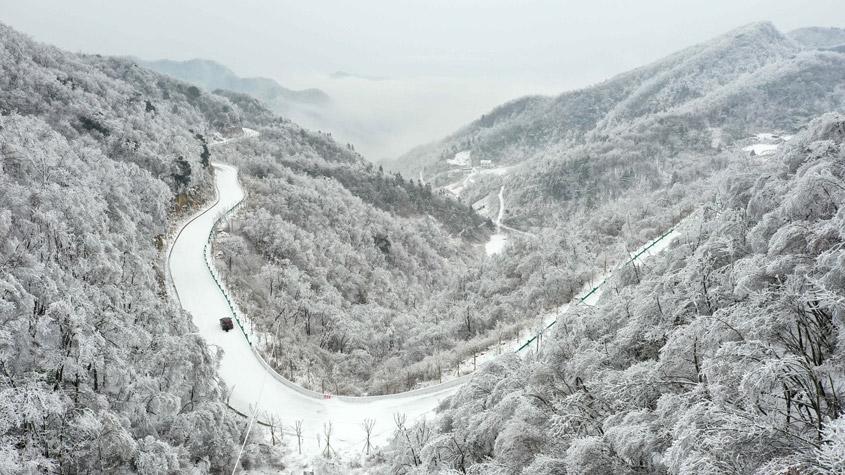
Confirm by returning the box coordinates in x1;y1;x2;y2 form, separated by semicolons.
220;317;234;332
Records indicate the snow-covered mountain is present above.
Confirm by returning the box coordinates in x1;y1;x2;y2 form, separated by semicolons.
0;22;247;472
390;23;844;190
383;112;845;474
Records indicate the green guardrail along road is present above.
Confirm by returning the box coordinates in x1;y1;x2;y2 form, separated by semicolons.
514;225;677;354
204;190;252;344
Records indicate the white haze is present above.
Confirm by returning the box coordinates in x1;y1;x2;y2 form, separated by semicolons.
2;0;845;159
292;74;561;161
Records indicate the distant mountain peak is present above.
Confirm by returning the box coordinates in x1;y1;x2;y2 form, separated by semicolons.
732;20;779;35
137;57;330;106
788;26;845;49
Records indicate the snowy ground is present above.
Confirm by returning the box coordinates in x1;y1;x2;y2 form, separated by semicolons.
485;233;508;256
483;184;534;256
209;127;260;146
742;132;793;157
743;143;780;156
447;150;472;167
485;186;508;255
443;168;477;197
443;165;514;198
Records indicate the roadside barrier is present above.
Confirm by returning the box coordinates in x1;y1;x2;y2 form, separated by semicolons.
514;225;679;353
203;200;251;344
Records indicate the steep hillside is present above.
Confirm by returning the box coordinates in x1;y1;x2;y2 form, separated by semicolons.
0;23;248;472
205;99;497;395
213;90;491;238
503;47;845;226
381;112;845;475
132;47;494;397
350;21;845;404
5;13;844;472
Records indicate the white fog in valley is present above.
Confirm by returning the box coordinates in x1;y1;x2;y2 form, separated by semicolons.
2;1;845;474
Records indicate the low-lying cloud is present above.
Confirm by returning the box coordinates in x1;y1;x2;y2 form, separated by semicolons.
286;74;559;163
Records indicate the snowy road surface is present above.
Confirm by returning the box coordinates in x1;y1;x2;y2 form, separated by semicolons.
444;164;514;198
169;163;465;457
485;186;508;255
742;132;793;157
484;184;533;256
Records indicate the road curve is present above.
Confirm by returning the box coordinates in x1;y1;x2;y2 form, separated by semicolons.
168;161;686;456
168;163;465;456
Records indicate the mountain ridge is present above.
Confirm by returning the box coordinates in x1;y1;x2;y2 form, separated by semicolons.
391;22;807;179
137;57;330;109
788;26;845;49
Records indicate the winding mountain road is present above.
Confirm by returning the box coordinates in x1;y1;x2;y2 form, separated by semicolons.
167;158;686;457
169;163;466;457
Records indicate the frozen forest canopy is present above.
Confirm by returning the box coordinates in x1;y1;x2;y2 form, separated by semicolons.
0;13;844;475
379;113;845;474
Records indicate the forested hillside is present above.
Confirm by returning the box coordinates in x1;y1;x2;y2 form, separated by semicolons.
207;69;737;396
0;23;249;472
1;2;495;410
502;43;845;228
380;113;845;475
366;21;845;474
172;21;844;401
202;94;497;394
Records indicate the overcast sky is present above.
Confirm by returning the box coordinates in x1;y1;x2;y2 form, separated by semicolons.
3;0;843;158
